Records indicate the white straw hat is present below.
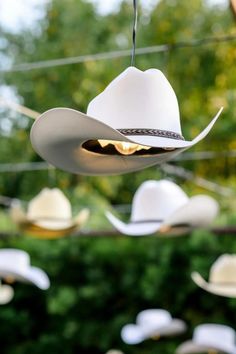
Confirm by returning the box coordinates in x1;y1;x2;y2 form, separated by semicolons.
30;67;223;176
121;309;186;344
10;188;89;239
0;282;14;305
176;324;236;354
106;180;219;236
192;254;236;298
0;249;50;290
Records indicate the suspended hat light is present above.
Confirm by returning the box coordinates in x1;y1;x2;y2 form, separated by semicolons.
10;188;90;239
121;309;186;345
192;254;236;298
106;180;219;236
30;1;223;176
176;324;236;354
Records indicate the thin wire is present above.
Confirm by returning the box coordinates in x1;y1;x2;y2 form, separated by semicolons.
1;34;236;73
161;164;234;197
131;0;138;66
0;97;39;119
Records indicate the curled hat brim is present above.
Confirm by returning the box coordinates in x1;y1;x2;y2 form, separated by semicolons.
0;266;50;290
12;207;89;239
176;340;235;354
106;195;218;237
191;272;236;298
105;210;162;236
30;107;223;176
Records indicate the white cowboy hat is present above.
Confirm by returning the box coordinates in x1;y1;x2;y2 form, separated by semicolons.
192;254;236;298
121;309;186;345
10;188;89;239
0;249;50;290
30;66;223;176
0;281;14;305
106;180;219;236
176;324;236;354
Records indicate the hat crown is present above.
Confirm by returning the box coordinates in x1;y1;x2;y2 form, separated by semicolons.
210;254;236;284
194;324;236;352
87;67;182;133
130;180;189;222
0;249;30;273
27;188;72;220
137;309;172;334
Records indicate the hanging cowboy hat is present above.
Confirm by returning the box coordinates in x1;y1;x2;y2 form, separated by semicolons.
0;281;14;305
106;180;219;236
176;324;236;354
30;67;223;176
0;249;50;290
192;254;236;298
121;309;186;345
10;188;90;239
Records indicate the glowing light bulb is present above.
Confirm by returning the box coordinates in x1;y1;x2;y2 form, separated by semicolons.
97;139;151;155
114;141;139;155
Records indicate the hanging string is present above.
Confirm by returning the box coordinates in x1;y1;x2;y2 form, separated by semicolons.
131;0;138;66
1;34;236;73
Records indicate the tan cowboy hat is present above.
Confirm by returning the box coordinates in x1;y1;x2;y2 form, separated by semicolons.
30;66;223;175
10;188;89;239
106;180;219;236
0;249;50;290
121;309;186;344
176;324;236;354
192;254;236;298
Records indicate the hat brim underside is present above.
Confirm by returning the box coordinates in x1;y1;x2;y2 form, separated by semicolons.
191;272;236;298
153;319;186;337
176;340;232;354
21;222;78;239
0;267;50;290
105;211;162;236
30;108;222;176
17;210;88;239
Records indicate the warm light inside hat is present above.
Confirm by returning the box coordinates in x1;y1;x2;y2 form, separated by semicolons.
97;139;151;155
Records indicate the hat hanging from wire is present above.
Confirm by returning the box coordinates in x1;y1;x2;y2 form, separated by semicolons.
10;188;90;239
30;0;223;176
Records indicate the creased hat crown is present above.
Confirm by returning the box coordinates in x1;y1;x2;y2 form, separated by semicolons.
131;180;189;222
87;67;182;133
27;188;72;220
210;254;236;284
194;324;236;352
137;309;172;334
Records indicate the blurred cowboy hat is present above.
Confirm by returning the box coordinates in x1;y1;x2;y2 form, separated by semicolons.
10;188;89;239
0;281;14;305
0;249;50;290
176;324;236;354
121;309;186;344
106;180;219;236
30;66;223;176
192;254;236;298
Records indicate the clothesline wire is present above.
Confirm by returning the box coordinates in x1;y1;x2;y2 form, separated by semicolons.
0;226;236;238
161;163;234;197
1;34;236;73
